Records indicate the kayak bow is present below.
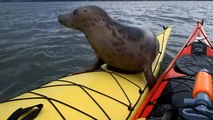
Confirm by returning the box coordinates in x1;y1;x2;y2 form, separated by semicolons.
135;21;213;120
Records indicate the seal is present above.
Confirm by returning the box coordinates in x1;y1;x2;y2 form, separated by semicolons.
58;5;159;88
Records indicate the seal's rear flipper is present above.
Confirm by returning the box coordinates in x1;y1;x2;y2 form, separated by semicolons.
72;56;104;75
144;64;156;88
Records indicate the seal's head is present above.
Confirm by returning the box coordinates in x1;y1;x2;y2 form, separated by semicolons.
58;5;109;31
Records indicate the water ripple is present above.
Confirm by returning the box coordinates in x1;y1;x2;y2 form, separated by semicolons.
1;1;213;101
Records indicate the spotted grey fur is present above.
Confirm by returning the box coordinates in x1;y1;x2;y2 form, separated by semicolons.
58;5;159;88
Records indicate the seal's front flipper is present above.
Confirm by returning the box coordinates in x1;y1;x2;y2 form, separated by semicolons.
144;64;156;88
72;56;104;75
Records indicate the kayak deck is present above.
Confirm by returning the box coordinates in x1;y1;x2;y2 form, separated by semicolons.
0;27;172;120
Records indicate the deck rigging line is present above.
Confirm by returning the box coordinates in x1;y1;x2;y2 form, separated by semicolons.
2;71;147;120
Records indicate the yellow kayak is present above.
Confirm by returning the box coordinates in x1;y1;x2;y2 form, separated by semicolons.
0;26;172;120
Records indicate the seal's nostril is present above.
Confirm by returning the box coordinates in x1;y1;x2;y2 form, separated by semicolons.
58;15;62;19
58;15;64;23
73;10;78;16
58;15;63;23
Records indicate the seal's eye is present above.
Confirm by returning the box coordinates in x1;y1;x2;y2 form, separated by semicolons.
73;10;78;16
84;10;87;12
